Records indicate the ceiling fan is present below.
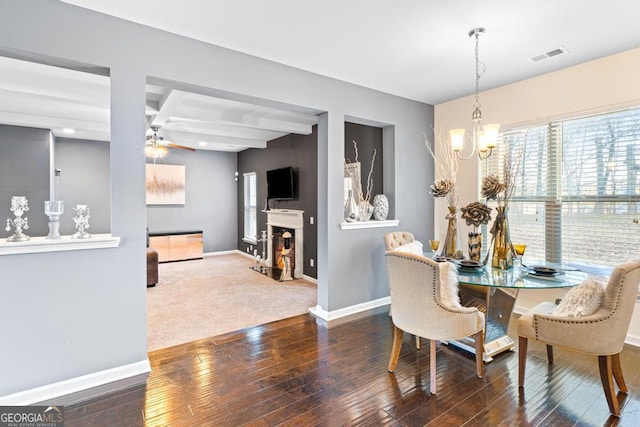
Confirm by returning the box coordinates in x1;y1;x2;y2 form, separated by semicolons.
145;126;195;159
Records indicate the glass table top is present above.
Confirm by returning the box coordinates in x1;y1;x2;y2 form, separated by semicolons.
455;262;589;289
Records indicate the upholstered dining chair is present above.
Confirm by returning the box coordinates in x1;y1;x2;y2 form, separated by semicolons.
385;251;485;394
517;259;640;416
384;231;422;349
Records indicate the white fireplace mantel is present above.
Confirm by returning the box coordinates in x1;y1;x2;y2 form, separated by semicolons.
265;209;304;279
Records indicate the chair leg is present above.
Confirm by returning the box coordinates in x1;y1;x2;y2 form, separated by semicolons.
612;353;628;394
546;344;554;364
598;355;620;417
388;325;403;372
518;336;528;388
430;339;437;395
474;330;484;378
415;335;421;350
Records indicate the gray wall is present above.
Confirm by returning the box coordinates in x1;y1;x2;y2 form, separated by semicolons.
237;126;318;278
0;125;50;237
55;137;111;234
146;150;237;253
0;0;434;398
0;131;111;237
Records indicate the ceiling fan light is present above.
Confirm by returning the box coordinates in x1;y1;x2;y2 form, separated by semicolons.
145;143;168;159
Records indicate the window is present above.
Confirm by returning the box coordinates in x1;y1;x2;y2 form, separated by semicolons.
243;172;257;243
484;106;640;272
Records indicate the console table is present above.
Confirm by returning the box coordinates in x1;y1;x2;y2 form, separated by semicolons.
149;230;203;262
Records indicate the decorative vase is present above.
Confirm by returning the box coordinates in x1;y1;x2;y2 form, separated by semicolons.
44;200;64;240
468;231;482;262
490;206;513;269
372;194;389;220
440;206;463;259
358;201;374;221
344;190;359;222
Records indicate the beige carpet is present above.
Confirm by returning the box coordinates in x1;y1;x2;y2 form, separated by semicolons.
147;253;317;351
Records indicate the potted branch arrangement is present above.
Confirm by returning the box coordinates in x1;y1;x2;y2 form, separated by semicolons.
481;145;522;268
425;129;462;259
344;140;377;221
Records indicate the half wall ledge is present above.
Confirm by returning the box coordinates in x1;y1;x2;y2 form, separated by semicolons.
340;219;399;230
0;233;121;255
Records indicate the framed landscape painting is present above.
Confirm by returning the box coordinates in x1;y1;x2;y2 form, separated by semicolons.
146;164;186;205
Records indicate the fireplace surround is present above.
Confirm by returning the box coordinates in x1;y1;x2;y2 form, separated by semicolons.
266;209;304;279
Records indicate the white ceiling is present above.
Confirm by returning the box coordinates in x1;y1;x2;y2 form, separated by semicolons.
61;0;640;104
4;1;640;152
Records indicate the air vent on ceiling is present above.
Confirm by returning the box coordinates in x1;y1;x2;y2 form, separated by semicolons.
528;46;568;63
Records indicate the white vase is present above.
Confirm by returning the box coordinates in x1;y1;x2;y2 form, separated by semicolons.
344;190;359;222
372;194;389;220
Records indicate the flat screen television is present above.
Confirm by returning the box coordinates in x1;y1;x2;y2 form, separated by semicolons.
266;166;295;200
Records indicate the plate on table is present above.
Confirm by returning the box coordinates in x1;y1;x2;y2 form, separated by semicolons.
529;266;560;276
526;266;566;280
456;260;485;272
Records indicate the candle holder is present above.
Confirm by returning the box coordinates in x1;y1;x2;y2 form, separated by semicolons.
44;200;64;240
71;204;92;239
5;196;30;242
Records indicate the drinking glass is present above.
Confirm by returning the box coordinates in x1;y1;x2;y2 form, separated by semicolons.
513;243;527;265
428;239;440;258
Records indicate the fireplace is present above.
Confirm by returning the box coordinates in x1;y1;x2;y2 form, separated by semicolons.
266;209;304;279
271;227;295;281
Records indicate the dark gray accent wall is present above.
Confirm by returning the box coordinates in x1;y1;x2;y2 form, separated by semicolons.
55;137;111;234
146;149;237;253
0;124;51;237
237;125;318;278
344;122;384;201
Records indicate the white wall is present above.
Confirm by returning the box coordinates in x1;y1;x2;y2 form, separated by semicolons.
435;47;640;345
0;0;434;400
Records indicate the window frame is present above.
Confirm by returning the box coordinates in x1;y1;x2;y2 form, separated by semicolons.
243;172;257;244
482;105;640;274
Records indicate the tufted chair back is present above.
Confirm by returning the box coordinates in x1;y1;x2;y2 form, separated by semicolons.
384;231;415;251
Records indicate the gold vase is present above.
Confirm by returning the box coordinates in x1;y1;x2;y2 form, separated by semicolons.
491;206;513;269
468;231;482;262
441;206;463;259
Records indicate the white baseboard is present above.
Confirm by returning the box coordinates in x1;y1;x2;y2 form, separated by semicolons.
0;359;151;406
302;274;317;284
309;297;390;322
205;250;244;257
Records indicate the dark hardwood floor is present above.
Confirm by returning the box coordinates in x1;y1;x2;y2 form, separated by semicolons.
64;312;640;426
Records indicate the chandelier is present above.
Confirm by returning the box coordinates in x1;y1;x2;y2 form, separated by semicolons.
450;27;500;160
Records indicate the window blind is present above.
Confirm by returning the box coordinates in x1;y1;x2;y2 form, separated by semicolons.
482;106;640;268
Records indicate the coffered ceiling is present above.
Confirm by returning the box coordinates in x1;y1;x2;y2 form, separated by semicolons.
0;55;318;152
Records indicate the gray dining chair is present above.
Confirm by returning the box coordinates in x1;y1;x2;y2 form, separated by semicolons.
517;258;640;416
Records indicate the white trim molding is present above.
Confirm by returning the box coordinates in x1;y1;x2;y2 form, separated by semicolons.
340;220;399;230
309;296;390;322
0;233;120;256
0;359;151;406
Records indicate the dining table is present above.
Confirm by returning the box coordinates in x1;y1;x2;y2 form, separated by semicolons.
448;261;589;362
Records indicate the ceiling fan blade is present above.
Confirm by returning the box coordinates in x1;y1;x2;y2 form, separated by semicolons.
166;142;196;152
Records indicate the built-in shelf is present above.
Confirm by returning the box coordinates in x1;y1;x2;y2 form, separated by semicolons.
0;233;121;255
340;219;399;230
